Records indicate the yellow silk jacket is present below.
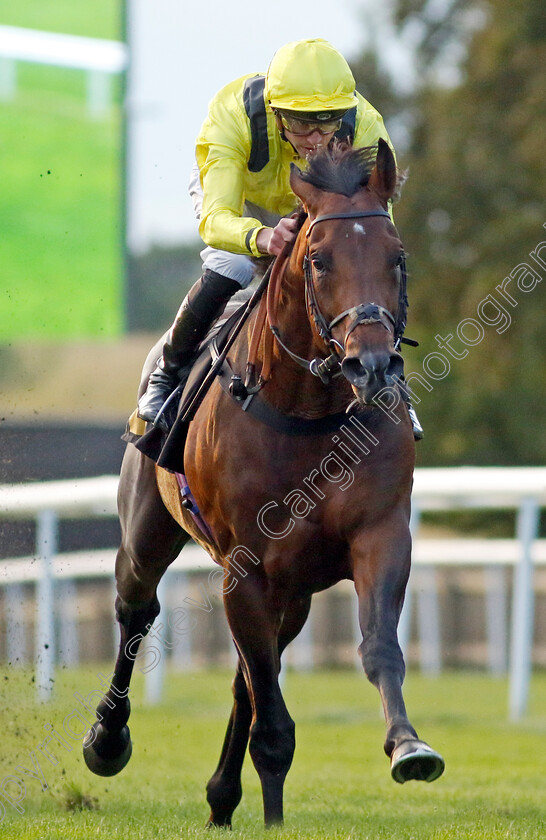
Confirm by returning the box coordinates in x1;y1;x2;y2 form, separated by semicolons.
195;74;394;257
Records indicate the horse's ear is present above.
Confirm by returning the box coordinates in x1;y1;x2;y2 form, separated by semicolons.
368;138;397;202
290;163;319;213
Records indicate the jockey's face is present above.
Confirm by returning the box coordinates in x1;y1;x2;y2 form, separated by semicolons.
286;128;336;159
275;114;336;159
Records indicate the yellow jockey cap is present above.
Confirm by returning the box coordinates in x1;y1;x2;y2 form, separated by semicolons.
265;38;358;116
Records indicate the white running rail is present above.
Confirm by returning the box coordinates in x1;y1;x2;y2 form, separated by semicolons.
0;26;127;115
1;468;545;718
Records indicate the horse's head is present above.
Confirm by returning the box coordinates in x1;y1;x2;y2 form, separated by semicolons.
290;139;406;406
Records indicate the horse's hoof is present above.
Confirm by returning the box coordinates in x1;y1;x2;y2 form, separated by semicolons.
390;739;444;784
83;722;132;777
205;818;232;830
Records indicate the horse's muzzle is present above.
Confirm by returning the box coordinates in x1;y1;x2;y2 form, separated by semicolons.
341;349;404;403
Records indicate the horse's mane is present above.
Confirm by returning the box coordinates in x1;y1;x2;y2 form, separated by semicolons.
299;143;403;199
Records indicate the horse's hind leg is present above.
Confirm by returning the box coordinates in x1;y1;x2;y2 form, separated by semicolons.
84;447;188;776
206;595;311;828
352;511;444;784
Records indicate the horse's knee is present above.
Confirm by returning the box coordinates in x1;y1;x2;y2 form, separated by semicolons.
358;634;405;686
248;717;295;779
114;594;160;631
115;544;163;605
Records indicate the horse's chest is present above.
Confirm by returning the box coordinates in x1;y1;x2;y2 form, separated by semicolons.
254;512;352;595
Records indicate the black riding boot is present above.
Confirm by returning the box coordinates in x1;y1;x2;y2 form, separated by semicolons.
138;269;240;426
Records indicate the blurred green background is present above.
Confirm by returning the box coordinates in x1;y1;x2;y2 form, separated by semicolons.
1;0;124;340
1;0;545;466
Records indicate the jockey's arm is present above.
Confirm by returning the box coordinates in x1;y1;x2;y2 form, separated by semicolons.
197;152;269;257
196;83;274;258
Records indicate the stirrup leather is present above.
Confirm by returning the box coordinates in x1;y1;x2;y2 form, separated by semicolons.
407;404;424;441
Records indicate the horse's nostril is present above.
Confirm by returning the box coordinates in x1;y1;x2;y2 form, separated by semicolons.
387;352;405;381
341;356;367;384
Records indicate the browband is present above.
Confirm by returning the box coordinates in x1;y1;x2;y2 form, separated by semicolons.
307;210;391;236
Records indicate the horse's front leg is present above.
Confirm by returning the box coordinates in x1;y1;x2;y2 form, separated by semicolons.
223;575;296;828
352;510;445;784
205;657;252;827
83;448;188;776
206;595;311;828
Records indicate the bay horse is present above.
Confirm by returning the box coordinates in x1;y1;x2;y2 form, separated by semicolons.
83;139;444;827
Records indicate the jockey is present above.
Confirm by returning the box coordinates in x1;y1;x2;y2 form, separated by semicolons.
138;38;423;439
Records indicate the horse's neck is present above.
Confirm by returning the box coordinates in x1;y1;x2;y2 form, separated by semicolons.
256;259;352;418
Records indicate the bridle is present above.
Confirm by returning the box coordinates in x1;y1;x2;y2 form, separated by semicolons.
269;210;411;384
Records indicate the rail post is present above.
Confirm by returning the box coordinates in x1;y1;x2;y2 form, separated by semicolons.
509;497;540;720
35;509;57;702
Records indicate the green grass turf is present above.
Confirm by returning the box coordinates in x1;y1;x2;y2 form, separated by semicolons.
1;666;546;838
1;3;123;340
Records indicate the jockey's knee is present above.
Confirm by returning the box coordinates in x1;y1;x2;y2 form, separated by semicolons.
200;247;255;289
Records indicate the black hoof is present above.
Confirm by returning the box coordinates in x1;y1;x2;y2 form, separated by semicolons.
391;739;444;784
83;722;132;777
205;816;232;829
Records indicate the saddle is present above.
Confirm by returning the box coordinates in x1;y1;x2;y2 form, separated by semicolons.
123;291;258;474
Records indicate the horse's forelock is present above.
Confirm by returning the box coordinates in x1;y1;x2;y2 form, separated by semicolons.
300;144;394;198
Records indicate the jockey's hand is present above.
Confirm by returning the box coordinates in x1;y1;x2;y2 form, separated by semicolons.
256;217;299;256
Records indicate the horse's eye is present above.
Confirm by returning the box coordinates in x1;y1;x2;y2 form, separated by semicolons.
311;256;326;274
